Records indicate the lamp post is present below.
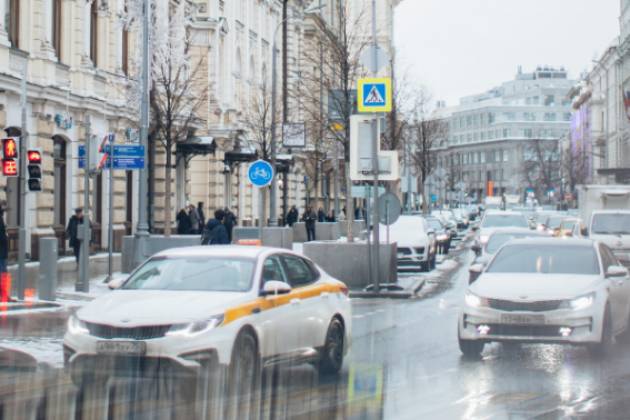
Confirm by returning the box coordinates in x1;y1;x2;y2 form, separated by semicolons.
269;3;326;226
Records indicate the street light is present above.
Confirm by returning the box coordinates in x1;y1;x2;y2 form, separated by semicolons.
269;3;326;226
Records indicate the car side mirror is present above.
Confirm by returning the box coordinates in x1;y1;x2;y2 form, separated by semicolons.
260;280;292;296
469;263;484;274
471;226;479;232
606;265;628;278
108;277;126;290
471;243;482;256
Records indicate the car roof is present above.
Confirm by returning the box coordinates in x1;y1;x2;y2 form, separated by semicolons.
152;245;295;259
501;237;595;247
488;227;542;235
483;210;525;216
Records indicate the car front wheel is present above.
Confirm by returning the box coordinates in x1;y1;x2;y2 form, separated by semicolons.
458;334;484;358
319;318;345;375
226;330;260;418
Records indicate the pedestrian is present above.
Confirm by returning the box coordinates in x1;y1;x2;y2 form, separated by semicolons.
302;206;317;242
327;209;336;222
201;209;230;245
66;208;84;266
176;208;192;234
355;206;361;220
286;205;298;227
317;207;326;223
197;202;206;229
0;201;8;274
224;207;237;242
338;208;346;221
188;203;201;234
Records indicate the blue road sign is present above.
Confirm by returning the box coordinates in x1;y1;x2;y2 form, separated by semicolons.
248;159;274;187
357;78;392;113
79;145;145;170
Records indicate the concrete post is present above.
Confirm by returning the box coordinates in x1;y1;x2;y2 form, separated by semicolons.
38;238;58;301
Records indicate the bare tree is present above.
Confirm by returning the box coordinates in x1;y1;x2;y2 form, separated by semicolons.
406;88;449;213
149;2;208;235
521;139;561;203
563;140;592;196
241;84;276;161
298;4;369;241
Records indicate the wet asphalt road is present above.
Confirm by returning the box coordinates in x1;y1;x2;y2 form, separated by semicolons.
3;246;630;418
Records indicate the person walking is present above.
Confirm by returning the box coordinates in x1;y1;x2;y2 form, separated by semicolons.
0;201;8;275
188;203;201;234
224;208;237;242
303;206;317;242
326;209;336;222
201;209;230;245
176;208;192;234
317;207;326;223
66;208;85;266
197;202;206;230
286;205;298;227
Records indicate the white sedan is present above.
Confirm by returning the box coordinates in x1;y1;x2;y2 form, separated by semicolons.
64;246;352;389
459;238;630;357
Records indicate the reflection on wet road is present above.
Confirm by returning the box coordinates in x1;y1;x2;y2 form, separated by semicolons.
3;249;630;418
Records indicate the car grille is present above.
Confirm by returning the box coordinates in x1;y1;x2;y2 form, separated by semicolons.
397;248;412;255
487;299;562;312
484;324;562;337
414;247;425;255
86;322;172;340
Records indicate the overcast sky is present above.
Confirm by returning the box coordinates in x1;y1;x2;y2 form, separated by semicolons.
394;0;620;106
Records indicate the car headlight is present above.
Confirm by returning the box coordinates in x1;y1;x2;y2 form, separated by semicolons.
68;314;89;335
479;235;489;244
563;293;595;311
166;314;224;337
465;291;488;308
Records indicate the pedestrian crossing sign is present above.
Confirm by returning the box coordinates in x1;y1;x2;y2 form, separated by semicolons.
358;77;392;113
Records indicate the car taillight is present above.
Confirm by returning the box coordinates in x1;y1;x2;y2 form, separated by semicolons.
340;286;349;296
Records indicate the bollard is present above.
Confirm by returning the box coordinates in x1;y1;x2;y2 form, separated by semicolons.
38;238;58;301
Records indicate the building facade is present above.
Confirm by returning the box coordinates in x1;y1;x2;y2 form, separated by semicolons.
434;67;575;203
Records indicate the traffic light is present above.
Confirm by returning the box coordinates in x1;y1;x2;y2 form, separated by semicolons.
27;149;42;191
2;138;18;177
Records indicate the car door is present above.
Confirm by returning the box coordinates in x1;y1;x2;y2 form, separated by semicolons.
257;255;301;359
280;254;324;351
601;245;630;332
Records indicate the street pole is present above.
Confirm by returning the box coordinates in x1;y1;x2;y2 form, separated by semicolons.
17;63;27;300
107;134;114;281
371;0;381;293
134;0;150;266
270;36;279;227
78;116;91;293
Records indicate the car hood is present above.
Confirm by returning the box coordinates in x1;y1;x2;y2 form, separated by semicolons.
77;290;251;326
471;273;602;300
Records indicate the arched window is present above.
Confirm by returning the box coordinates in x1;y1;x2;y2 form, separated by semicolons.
8;0;19;48
90;0;98;66
52;135;67;229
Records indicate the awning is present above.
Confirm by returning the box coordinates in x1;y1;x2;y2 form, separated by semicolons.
176;136;217;156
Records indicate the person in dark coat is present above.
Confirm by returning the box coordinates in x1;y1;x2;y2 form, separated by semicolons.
197;202;206;230
286;205;298;226
317;208;326;223
326;209;336;222
224;208;237;242
202;209;230;245
188;204;201;234
66;208;84;265
0;201;7;274
302;206;317;242
176;208;192;234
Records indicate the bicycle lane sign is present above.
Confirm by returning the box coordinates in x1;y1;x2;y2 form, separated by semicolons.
248;159;274;187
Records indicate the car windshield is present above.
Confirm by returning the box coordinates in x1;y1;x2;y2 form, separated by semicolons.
427;219;443;230
485;232;544;254
591;214;630;235
386;217;427;237
123;257;255;292
545;216;565;229
487;244;600;275
481;214;528;228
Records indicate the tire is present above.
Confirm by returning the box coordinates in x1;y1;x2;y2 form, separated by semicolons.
458;336;484;358
319;318;345;376
226;330;260;419
589;305;614;357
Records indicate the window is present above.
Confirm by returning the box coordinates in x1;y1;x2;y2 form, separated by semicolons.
488;112;495;123
90;1;98;66
503;112;516;121
262;256;287;285
563;112;572;121
544;95;555;106
281;255;318;287
600;245;618;272
524;128;533;138
503;128;510;138
8;0;19;48
544;112;557;121
122;28;129;75
52;0;62;58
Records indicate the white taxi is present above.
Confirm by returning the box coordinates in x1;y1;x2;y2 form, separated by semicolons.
63;246;351;387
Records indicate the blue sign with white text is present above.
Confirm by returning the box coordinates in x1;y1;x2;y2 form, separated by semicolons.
78;144;145;170
248;160;274;187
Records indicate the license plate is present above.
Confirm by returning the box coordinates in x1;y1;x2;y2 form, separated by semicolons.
500;314;545;325
96;341;146;356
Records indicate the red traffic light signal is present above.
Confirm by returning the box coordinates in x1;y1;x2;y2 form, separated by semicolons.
2;159;17;177
2;138;17;159
27;150;42;164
